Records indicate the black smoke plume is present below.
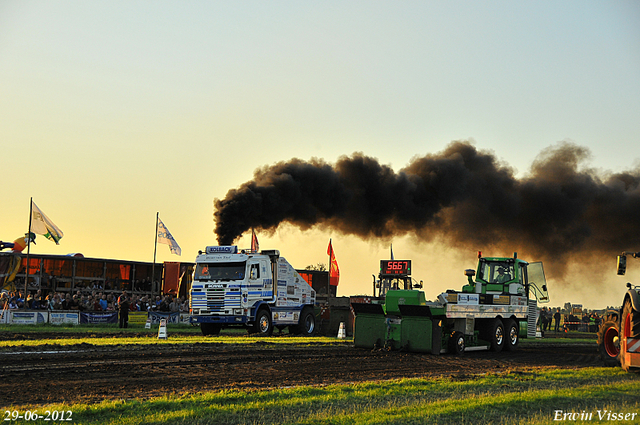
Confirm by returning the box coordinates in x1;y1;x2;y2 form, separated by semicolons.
214;141;640;274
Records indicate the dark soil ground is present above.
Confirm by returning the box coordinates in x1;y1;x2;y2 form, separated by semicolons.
0;332;600;407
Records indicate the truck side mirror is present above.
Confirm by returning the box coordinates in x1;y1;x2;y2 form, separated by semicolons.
617;255;627;275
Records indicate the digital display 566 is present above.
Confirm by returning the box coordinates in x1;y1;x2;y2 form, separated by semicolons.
380;260;411;276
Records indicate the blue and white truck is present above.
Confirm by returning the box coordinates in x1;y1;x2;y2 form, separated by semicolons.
189;246;316;336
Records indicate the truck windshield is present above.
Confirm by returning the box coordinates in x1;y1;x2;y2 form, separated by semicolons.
195;262;246;281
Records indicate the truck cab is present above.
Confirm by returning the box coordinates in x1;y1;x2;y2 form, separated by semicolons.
189;246;316;336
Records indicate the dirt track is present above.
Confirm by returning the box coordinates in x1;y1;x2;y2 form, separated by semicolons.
0;333;600;407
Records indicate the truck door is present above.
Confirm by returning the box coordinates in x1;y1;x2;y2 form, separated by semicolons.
259;260;271;298
247;261;261;306
271;259;278;301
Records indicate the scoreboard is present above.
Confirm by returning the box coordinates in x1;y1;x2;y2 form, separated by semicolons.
380;260;411;277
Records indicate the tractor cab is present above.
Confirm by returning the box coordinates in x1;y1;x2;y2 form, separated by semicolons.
461;252;549;302
373;259;423;298
462;252;536;297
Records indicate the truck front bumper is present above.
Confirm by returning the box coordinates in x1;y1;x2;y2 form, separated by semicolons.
190;315;249;325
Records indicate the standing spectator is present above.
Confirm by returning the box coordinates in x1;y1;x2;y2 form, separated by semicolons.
61;293;70;310
45;294;54;310
589;313;598;333
582;314;590;332
180;296;189;312
544;308;552;332
554;308;561;332
52;293;63;310
138;296;149;312
539;307;547;333
118;292;130;328
169;296;180;313
39;294;48;310
93;295;102;312
67;294;80;311
77;295;86;311
83;295;94;311
31;295;42;310
99;295;108;311
16;291;25;309
159;295;171;312
129;295;139;312
117;290;127;305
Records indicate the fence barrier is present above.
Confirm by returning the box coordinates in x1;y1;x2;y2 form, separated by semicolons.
0;309;191;326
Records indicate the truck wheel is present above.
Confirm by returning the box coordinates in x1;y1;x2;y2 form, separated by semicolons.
201;323;221;336
503;319;519;352
486;318;505;352
253;308;273;337
597;313;620;367
619;299;638;372
448;331;465;355
298;307;316;337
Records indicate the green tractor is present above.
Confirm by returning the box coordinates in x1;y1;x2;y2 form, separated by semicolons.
352;252;549;354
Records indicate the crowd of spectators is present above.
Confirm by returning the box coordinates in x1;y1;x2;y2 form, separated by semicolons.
0;289;188;314
537;306;602;333
7;276;159;295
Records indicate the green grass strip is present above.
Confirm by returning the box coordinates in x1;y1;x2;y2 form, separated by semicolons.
6;368;640;425
0;334;348;348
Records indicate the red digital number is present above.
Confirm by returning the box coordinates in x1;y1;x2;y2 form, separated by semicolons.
382;260;410;274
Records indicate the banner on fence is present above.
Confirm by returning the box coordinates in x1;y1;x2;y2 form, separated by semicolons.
128;312;148;325
148;311;180;324
10;311;47;324
80;312;118;324
50;312;79;325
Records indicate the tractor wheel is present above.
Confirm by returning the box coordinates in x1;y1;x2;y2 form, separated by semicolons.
448;331;465;355
503;319;519;352
484;318;505;352
252;308;273;337
619;299;639;372
200;323;221;336
597;313;620;367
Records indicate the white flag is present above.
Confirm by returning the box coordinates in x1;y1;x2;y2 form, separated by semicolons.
157;218;181;256
31;201;64;244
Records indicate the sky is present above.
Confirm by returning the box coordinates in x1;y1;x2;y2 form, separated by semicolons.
2;1;640;309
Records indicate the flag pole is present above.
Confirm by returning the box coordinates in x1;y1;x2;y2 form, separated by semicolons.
328;238;332;294
151;212;159;293
24;198;33;308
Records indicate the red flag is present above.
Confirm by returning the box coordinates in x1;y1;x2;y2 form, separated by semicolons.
327;239;340;286
251;229;259;253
